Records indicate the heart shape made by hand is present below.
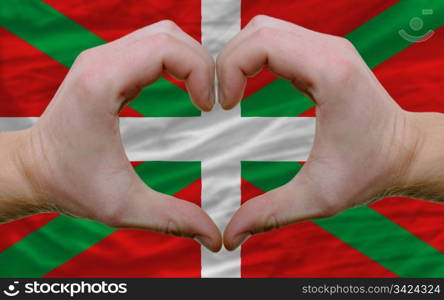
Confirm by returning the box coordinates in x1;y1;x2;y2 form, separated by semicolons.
2;16;423;255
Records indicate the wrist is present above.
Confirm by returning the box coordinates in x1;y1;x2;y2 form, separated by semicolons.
391;111;444;202
0;130;46;222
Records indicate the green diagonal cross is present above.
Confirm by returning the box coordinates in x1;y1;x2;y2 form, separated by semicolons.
0;0;443;277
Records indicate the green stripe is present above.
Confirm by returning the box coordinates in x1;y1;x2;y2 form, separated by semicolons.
135;161;201;195
241;161;302;192
0;2;202;276
0;216;114;277
0;0;200;117
0;0;102;67
241;161;444;277
241;80;314;117
315;207;444;277
348;0;444;69
242;0;444;117
0;162;201;277
131;78;200;117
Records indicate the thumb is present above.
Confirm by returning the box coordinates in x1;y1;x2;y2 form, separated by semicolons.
110;179;222;252
223;173;331;250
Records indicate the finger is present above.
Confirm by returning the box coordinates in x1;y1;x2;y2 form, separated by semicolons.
223;171;332;250
113;178;222;252
216;15;334;110
160;26;216;108
115;30;215;112
120;20;214;68
218;15;291;60
72;22;215;112
122;20;216;103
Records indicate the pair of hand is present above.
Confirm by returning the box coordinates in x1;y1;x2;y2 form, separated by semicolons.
3;16;437;252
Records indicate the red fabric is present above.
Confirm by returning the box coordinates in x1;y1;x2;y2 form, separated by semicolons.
0;25;144;117
42;0;200;92
240;0;444;277
0;0;202;276
242;222;397;277
240;178;396;277
374;26;444;113
242;0;399;99
241;178;264;203
0;27;67;116
45;179;202;277
0;213;58;252
0;0;201;117
120;106;145;117
371;197;444;253
42;0;201;43
298;106;316;117
2;0;443;278
45;229;201;277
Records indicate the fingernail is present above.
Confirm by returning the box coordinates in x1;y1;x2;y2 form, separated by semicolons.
201;98;212;112
232;233;251;250
194;235;213;251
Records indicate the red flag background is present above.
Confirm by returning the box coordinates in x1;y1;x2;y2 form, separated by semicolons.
0;0;443;277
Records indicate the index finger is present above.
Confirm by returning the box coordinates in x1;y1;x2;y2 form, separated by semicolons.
216;15;341;110
70;21;215;113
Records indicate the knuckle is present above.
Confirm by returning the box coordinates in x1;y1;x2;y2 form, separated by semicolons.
75;48;95;64
332;57;358;83
151;31;174;46
254;26;276;41
196;58;209;73
74;45;109;68
164;218;185;237
261;214;281;233
156;19;179;32
248;14;273;28
72;47;109;96
72;72;94;95
335;36;357;52
324;37;360;82
74;48;99;73
323;52;359;84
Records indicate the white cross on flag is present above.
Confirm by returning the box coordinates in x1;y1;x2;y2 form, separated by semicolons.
1;0;443;278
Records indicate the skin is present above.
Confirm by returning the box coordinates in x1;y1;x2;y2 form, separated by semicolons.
1;16;443;253
0;20;221;252
218;16;444;250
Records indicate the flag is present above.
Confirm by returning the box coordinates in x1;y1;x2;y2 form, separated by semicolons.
0;0;444;278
